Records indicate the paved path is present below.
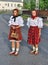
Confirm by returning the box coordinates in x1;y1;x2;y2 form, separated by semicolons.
0;14;48;65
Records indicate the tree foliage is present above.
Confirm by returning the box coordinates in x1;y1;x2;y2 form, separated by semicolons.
23;0;48;10
39;0;48;10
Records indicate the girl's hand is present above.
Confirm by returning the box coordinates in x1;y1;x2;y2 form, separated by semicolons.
13;26;15;29
16;26;20;28
11;25;15;29
39;28;41;38
39;32;41;38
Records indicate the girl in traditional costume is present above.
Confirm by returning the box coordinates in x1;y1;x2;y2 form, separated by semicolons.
27;10;43;55
8;9;24;56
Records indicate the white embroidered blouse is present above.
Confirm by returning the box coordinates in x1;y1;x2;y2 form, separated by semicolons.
8;16;24;26
27;17;43;28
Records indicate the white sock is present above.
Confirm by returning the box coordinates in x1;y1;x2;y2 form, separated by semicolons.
12;48;15;52
15;48;19;54
36;47;38;52
33;46;35;51
16;48;19;52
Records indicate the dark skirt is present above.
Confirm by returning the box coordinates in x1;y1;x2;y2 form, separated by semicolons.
8;25;22;41
27;26;40;45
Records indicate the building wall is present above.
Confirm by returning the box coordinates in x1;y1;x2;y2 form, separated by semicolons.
0;1;23;10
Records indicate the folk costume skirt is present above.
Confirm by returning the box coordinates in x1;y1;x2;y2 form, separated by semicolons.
27;26;40;45
8;25;22;42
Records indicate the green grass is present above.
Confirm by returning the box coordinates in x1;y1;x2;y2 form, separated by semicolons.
0;10;12;14
0;11;5;14
45;21;48;24
22;14;30;19
0;10;9;14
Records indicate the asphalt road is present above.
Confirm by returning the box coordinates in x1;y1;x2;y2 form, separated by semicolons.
0;14;48;65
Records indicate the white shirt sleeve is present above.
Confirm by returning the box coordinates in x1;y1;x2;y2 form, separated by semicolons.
38;18;43;28
18;16;24;27
8;16;13;26
27;18;30;28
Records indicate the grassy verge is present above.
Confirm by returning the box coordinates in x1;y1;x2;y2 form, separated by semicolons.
22;14;30;19
45;21;48;24
0;10;12;14
0;11;6;14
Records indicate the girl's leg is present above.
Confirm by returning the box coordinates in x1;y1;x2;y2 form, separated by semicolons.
30;45;36;54
9;40;15;55
35;44;39;55
15;42;20;56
